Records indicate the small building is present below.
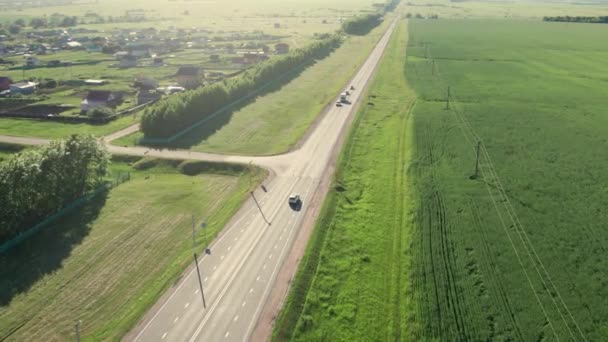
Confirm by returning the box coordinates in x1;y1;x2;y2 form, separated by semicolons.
176;66;201;88
80;90;121;111
119;55;138;68
114;51;129;60
66;41;83;49
134;75;158;89
0;77;12;91
275;43;289;54
85;79;108;86
129;44;154;58
10;81;38;95
26;56;40;67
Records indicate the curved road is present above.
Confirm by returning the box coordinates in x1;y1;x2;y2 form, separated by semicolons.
0;17;398;342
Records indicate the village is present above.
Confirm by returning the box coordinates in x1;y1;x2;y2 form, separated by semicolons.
0;9;293;122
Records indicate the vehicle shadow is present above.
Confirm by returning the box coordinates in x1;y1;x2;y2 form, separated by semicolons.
0;189;108;307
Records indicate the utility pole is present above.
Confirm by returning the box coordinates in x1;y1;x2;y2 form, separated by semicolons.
192;214;196;253
445;86;450;110
74;320;81;342
193;253;207;308
471;141;481;179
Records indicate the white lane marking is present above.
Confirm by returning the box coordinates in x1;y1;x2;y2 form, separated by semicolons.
227;246;231;251
174;316;179;323
279;235;282;241
213;266;217;271
161;332;167;339
235;236;239;241
269;254;273;259
185;302;190;309
221;255;225;260
225;331;230;338
132;186;267;341
256;276;260;281
204;277;208;282
234;315;239;322
195;289;199;294
188;179;302;342
242;301;246;307
249;288;253;293
263;264;267;270
274;244;278;249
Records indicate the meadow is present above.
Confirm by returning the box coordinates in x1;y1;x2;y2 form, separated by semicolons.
273;18;417;341
404;18;608;340
274;15;608;342
0;156;263;341
114;16;393;155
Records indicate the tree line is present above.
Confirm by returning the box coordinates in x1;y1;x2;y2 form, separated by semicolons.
0;135;109;242
342;13;383;35
543;16;608;24
140;35;342;139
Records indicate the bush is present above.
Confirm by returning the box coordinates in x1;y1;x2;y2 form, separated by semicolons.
87;106;114;119
0;135;108;242
178;160;247;176
342;13;383;35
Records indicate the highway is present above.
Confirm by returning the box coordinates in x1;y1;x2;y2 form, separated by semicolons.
0;16;398;342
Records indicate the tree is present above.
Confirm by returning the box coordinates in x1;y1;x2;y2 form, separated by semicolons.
8;24;21;35
60;16;78;27
14;19;25;27
30;18;47;29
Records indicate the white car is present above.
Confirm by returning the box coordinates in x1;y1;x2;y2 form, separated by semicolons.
288;194;301;207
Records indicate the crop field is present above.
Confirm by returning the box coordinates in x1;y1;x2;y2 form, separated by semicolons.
405;18;608;340
273;18;416;341
113;16;393;155
0;157;262;341
275;15;608;342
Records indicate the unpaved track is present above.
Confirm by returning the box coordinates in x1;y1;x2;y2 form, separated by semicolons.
0;15;399;342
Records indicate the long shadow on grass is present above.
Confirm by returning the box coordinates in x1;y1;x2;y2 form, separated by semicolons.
144;47;339;151
0;189;109;306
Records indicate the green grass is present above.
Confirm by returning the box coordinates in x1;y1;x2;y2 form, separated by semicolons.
0;157;264;341
0;142;26;162
404;19;608;340
0;113;140;139
113;16;393;155
272;18;417;341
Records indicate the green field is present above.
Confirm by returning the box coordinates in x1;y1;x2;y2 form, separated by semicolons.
274;16;608;341
0;157;263;341
405;18;608;340
273;18;416;341
0;113;139;139
113;16;392;155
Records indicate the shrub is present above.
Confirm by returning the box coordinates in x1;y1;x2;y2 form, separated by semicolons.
87;106;114;119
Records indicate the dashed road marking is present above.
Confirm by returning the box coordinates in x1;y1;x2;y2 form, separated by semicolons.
234;315;239;322
263;264;267;270
227;246;231;251
162;332;167;339
274;244;278;249
204;277;208;282
256;276;260;281
225;331;230;338
242;301;246;307
174;316;179;323
269;254;273;259
249;288;253;293
221;255;225;260
185;302;190;309
195;289;199;294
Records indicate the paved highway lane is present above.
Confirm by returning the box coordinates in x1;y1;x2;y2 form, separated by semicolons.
0;15;399;342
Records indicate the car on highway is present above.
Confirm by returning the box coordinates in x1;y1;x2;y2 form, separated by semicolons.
288;194;302;210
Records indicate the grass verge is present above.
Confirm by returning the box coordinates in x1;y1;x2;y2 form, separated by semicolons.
0;156;265;341
272;18;418;340
113;16;393;155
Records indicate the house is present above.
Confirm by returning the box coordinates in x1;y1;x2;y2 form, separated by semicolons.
134;75;158;89
128;44;154;58
119;55;138;68
275;43;289;54
85;79;107;86
10;81;38;95
114;51;129;60
80;90;121;111
176;66;201;88
66;41;83;49
26;56;40;67
0;77;12;91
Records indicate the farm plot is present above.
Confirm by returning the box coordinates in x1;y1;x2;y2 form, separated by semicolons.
405;19;608;340
0;157;262;341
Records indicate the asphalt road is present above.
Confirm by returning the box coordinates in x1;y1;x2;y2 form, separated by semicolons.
0;16;398;342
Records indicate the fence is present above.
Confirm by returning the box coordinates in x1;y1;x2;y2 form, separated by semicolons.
0;171;131;254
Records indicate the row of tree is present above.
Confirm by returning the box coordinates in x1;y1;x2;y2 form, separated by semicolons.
0;135;109;242
342;13;383;35
543;16;608;23
141;35;342;139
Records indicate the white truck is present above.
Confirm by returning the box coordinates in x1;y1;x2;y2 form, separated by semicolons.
340;92;349;103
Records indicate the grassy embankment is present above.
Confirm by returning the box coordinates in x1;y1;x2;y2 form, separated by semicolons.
113;16;393;155
0;156;264;341
404;19;608;340
275;17;608;341
273;18;417;341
